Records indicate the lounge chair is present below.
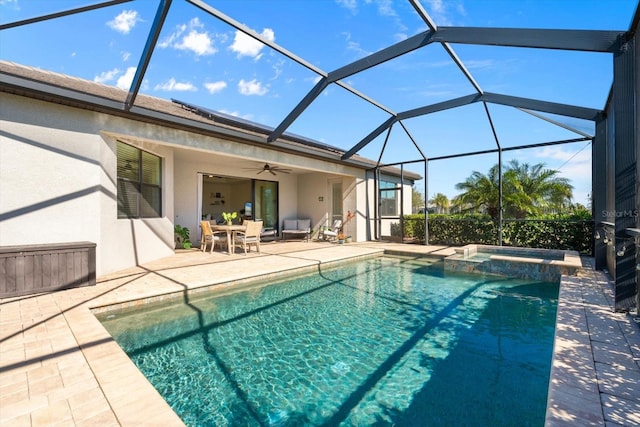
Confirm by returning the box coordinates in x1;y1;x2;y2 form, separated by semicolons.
200;221;226;253
233;220;263;255
321;219;342;241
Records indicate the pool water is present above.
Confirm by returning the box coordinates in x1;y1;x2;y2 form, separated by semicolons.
98;256;559;426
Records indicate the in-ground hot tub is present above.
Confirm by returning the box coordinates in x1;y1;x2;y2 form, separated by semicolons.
444;244;582;281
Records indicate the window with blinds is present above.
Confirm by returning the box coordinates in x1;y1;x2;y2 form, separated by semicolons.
117;141;162;218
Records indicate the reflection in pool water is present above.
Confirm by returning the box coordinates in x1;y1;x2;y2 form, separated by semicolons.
98;256;558;426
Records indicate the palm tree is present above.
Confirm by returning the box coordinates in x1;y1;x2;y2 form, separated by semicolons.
507;160;573;217
431;193;450;214
454;160;573;219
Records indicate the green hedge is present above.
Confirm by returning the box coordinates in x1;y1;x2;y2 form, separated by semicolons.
402;215;594;255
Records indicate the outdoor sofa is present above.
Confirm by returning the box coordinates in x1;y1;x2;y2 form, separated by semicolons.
282;219;311;241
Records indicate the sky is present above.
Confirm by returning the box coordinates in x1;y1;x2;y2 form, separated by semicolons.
1;0;638;206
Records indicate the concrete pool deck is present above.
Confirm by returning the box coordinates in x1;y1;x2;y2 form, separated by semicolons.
0;242;638;426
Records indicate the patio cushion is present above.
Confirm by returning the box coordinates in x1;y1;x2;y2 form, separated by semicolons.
297;219;311;231
284;219;297;230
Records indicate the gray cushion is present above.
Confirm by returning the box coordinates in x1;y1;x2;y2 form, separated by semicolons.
283;219;297;230
298;219;311;231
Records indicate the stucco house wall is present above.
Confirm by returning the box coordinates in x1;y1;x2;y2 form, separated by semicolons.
0;93;177;275
1;63;420;276
0;91;395;276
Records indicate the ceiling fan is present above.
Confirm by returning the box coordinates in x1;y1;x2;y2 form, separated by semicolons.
245;163;292;176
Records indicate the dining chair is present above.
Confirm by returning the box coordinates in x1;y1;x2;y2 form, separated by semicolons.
200;220;226;253
233;220;263;255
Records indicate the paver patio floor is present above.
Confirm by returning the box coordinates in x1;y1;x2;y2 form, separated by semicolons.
1;241;638;426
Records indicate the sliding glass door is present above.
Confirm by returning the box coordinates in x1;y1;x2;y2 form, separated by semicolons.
200;175;278;229
253;180;278;230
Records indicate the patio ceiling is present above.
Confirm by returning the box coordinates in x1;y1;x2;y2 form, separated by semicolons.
1;0;637;195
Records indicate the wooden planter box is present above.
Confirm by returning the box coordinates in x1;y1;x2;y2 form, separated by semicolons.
0;242;96;298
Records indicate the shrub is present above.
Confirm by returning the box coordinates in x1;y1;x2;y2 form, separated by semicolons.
401;215;594;255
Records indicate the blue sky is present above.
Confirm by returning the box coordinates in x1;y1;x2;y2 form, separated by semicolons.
1;0;638;206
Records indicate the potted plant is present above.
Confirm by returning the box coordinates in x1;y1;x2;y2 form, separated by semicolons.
337;233;346;244
340;210;355;243
222;211;237;225
174;224;192;249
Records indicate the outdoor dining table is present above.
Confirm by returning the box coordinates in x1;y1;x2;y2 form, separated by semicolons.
211;223;246;254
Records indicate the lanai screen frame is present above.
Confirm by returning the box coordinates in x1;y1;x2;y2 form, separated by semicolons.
2;0;637;310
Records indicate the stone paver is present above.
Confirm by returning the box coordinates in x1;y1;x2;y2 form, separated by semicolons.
546;267;640;426
1;241;638;426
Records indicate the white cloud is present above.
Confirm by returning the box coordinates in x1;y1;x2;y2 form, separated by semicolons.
426;0;445;13
159;18;217;56
94;67;140;90
0;0;19;9
94;68;121;84
204;81;227;94
116;67;137;90
176;30;216;56
336;0;357;13
271;58;285;80
238;79;268;96
533;145;593;196
220;109;253;121
230;28;274;59
107;10;140;34
374;0;398;18
423;0;462;26
154;78;197;92
121;51;131;61
341;32;371;58
464;59;496;70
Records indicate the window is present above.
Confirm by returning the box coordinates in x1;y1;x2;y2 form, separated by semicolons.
117;141;162;218
379;180;398;216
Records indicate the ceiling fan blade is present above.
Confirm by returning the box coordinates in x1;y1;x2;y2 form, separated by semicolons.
269;170;276;175
257;169;264;174
276;169;291;174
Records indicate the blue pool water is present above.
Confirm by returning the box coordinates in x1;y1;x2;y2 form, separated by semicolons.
97;256;559;426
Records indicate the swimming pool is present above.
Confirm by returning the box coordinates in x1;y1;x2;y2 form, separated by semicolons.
97;255;558;426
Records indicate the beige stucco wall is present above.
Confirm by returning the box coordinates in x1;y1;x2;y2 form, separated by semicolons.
1;91;402;275
0;93;177;275
296;173;367;241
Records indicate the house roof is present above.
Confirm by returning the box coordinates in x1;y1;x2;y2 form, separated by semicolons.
0;59;422;181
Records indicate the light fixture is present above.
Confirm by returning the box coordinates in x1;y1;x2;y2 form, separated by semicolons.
616;244;626;257
594;231;601;240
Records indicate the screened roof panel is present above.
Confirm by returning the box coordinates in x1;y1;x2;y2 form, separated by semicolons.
282;81;393;148
1;0;637;206
208;0;429;71
343;43;480;112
